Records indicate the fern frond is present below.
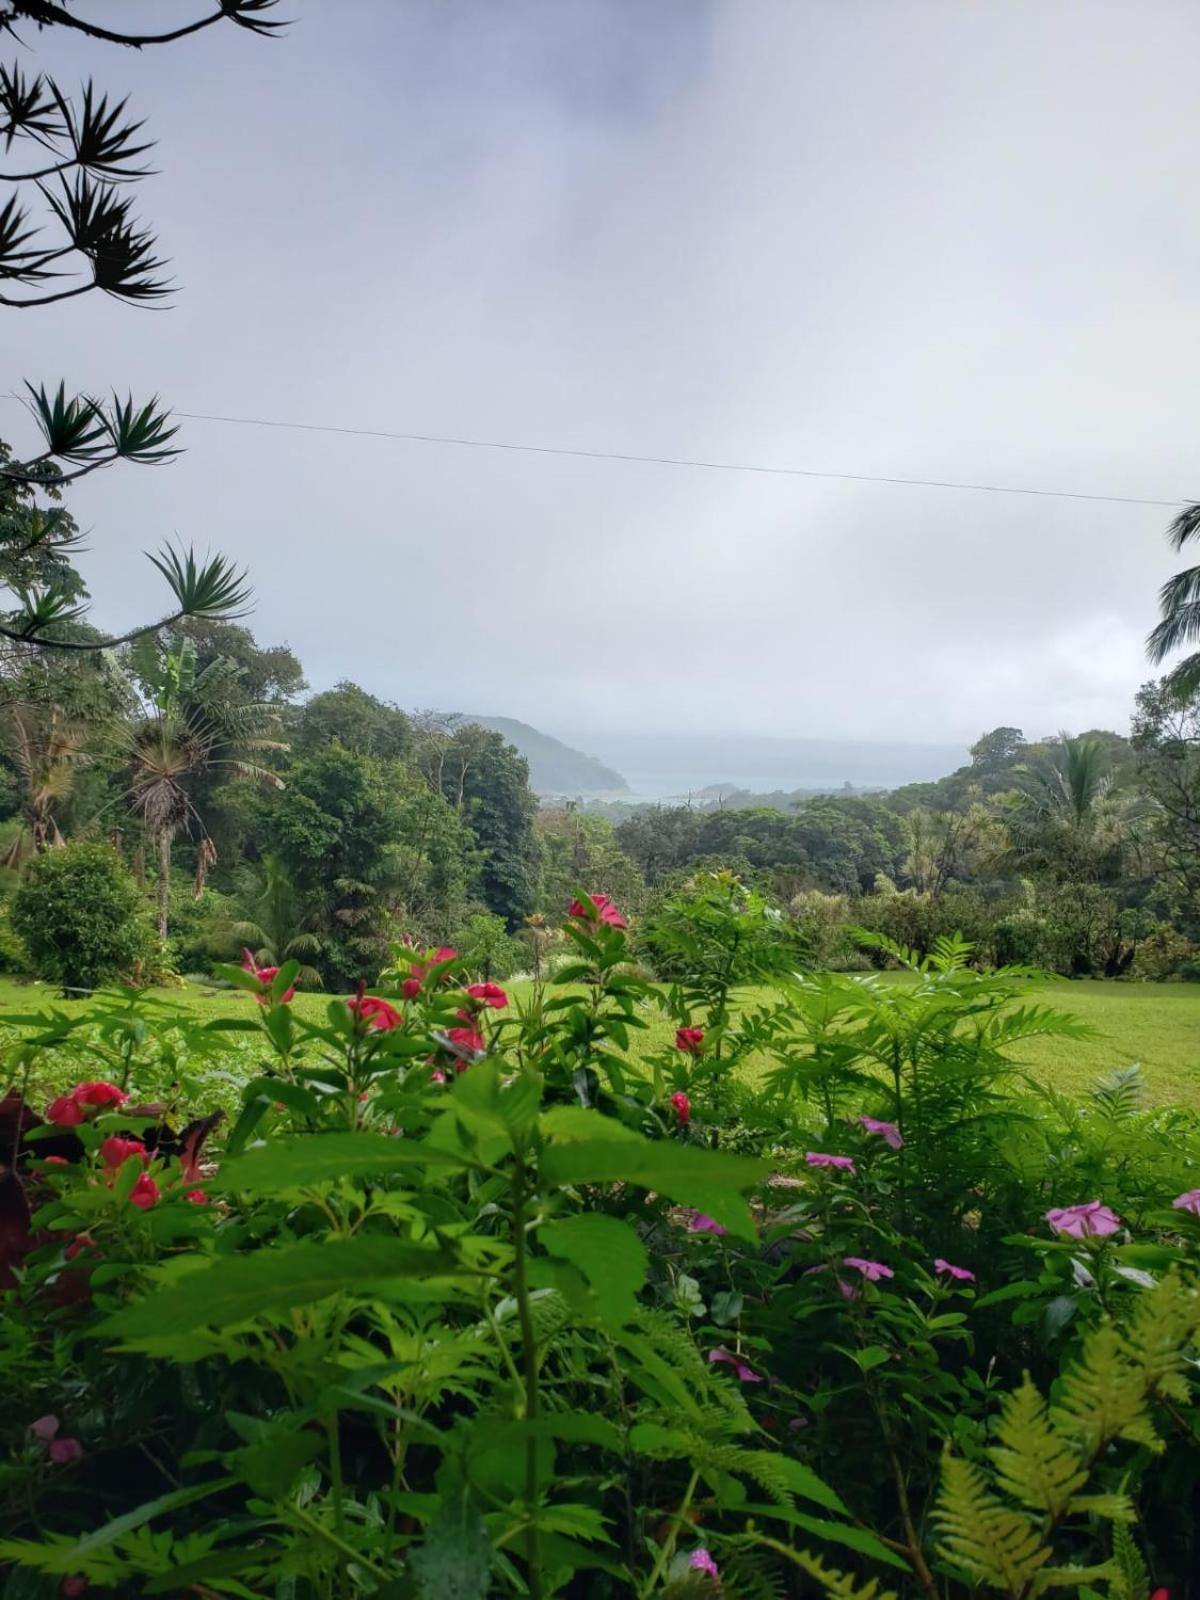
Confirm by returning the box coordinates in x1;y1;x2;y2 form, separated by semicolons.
990;1378;1087;1517
758;1542;899;1600
1049;1326;1161;1456
1110;1521;1150;1600
934;1451;1051;1593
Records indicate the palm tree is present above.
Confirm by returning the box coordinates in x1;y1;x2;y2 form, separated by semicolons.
1148;505;1200;698
126;636;284;938
229;852;324;989
1006;735;1126;881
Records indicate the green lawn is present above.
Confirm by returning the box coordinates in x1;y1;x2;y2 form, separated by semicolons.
0;973;1197;1107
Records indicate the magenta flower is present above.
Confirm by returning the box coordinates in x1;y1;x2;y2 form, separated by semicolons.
29;1415;59;1442
685;1211;729;1236
690;1548;720;1579
858;1114;903;1150
708;1346;763;1383
1045;1201;1121;1240
48;1437;84;1465
1172;1190;1200;1216
805;1151;856;1173
843;1256;894;1282
934;1258;975;1282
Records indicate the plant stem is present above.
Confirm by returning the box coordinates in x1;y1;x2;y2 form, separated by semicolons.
511;1149;542;1600
638;1466;700;1597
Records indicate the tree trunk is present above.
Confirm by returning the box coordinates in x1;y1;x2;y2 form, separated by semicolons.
156;827;170;940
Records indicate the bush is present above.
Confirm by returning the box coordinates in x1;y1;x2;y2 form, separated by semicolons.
11;842;156;994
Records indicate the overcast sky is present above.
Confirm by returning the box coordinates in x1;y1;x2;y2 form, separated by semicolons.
5;0;1198;750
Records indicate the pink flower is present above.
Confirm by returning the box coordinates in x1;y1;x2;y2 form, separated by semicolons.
41;1155;69;1166
843;1256;894;1282
675;1027;705;1055
64;1232;96;1261
446;1026;486;1053
568;893;627;929
348;995;403;1031
466;982;508;1009
185;1189;209;1205
934;1258;975;1282
400;976;422;1000
1045;1201;1120;1240
100;1136;148;1170
60;1579;89;1597
708;1346;762;1383
684;1211;728;1236
29;1415;59;1442
1172;1190;1200;1216
72;1081;127;1109
128;1173;160;1211
670;1090;690;1126
46;1094;84;1127
430;1068;447;1084
805;1151;856;1173
48;1436;84;1465
690;1548;720;1579
858;1114;903;1150
242;949;294;1004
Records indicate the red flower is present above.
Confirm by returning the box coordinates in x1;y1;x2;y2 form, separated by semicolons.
128;1173;160;1211
73;1081;127;1109
48;1436;84;1465
568;893;627;929
465;982;508;1009
46;1095;84;1127
446;1026;486;1055
64;1232;97;1261
675;1027;705;1055
431;946;458;966
670;1091;691;1126
60;1579;89;1598
100;1136;148;1170
400;976;422;1000
348;995;403;1031
41;1155;69;1166
242;949;294;1004
185;1189;209;1205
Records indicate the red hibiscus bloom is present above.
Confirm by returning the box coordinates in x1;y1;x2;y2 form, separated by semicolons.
348;995;403;1032
100;1136;148;1170
568;893;627;929
670;1090;691;1125
242;949;295;1004
675;1027;705;1055
128;1173;160;1211
46;1095;84;1127
465;982;508;1009
73;1081;128;1109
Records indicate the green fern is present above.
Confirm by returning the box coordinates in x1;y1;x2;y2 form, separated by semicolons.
753;1541;899;1600
1110;1522;1150;1600
934;1452;1052;1593
990;1379;1088;1518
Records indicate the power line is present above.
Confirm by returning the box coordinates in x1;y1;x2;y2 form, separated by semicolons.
4;391;1193;507
170;410;1195;509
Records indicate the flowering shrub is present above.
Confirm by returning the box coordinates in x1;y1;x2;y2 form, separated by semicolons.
1;890;1199;1596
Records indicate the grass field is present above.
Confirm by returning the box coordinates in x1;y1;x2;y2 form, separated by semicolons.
0;973;1197;1107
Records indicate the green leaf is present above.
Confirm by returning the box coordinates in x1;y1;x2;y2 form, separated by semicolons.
539;1136;768;1239
540;1106;641;1142
65;1476;237;1559
98;1236;461;1341
541;1213;648;1328
408;1497;492;1600
217;1132;469;1194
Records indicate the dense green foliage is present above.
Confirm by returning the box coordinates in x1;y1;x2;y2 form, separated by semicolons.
10;841;154;994
3;887;1200;1598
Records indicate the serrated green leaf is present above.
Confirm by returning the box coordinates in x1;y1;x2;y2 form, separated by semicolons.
541;1212;648;1328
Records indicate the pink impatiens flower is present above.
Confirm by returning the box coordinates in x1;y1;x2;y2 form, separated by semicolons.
72;1081;127;1109
670;1090;691;1126
99;1136;148;1170
684;1211;728;1236
242;949;295;1004
934;1258;975;1282
843;1256;894;1282
48;1437;84;1465
348;995;403;1032
568;893;627;929
690;1548;720;1579
805;1151;856;1173
1172;1190;1200;1216
675;1026;705;1055
708;1346;763;1383
46;1094;85;1126
127;1173;160;1211
185;1189;209;1205
858;1114;903;1150
1045;1201;1121;1240
465;982;508;1009
29;1415;59;1442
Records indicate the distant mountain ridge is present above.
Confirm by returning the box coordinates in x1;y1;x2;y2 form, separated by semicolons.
463;716;629;796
